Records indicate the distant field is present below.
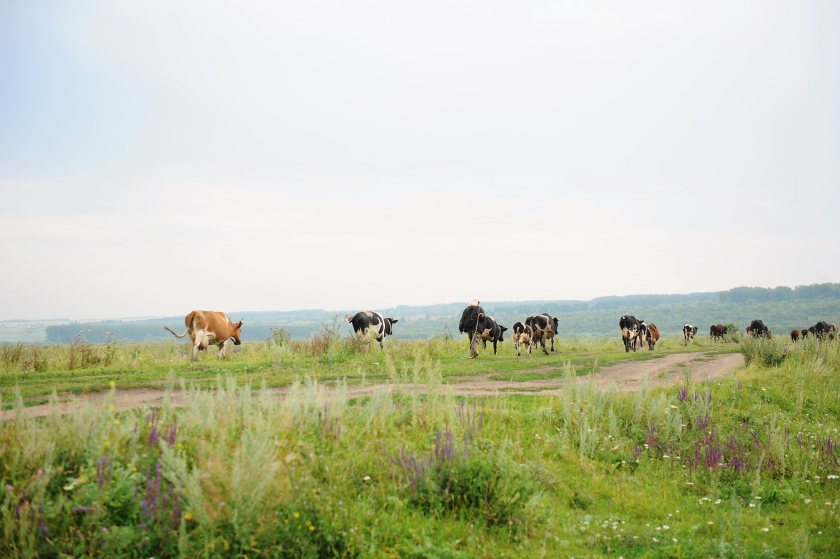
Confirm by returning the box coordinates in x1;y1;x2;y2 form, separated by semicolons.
1;334;838;558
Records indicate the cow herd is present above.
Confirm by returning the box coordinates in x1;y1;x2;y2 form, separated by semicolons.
165;307;838;361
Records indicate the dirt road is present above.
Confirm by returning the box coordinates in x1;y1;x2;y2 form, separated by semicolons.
1;352;743;419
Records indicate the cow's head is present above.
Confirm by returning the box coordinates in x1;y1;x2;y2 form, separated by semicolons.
552;317;559;334
230;320;244;345
497;324;508;341
384;318;398;335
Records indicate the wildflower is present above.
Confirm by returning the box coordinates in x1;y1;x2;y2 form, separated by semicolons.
293;512;300;519
761;527;769;532
114;419;121;426
363;475;372;482
109;380;116;389
308;525;315;532
184;512;193;521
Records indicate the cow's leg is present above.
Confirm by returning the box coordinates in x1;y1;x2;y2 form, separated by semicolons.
217;341;227;358
550;335;555;352
379;336;384;349
493;339;498;354
541;334;548;355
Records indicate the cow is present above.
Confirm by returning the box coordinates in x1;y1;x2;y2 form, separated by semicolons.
709;324;728;342
800;328;809;339
164;310;244;361
619;315;641;352
644;323;661;350
790;329;801;342
525;313;559;355
808;321;835;339
512;321;534;356
346;311;398;348
478;315;508;355
683;324;698;345
748;320;771;339
459;300;486;358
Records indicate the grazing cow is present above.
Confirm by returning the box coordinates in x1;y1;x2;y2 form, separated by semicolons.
525;313;559;355
619;315;641;352
512;321;534;356
800;328;809;339
346;311;398;348
790;329;801;342
749;320;771;339
709;324;728;342
683;324;698;345
644;323;661;350
165;310;243;361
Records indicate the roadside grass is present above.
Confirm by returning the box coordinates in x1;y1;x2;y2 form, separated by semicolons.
0;336;838;557
0;334;737;407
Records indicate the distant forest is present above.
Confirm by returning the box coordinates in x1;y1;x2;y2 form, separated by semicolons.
37;283;840;344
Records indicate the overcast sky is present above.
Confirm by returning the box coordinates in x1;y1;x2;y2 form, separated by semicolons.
1;1;839;320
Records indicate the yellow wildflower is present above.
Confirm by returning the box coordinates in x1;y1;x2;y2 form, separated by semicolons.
293;511;300;519
184;512;193;521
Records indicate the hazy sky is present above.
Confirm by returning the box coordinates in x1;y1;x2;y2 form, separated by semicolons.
2;1;839;320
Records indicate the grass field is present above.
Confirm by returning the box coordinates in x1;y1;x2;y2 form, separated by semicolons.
0;333;838;557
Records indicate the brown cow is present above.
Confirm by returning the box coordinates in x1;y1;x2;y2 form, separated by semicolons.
790;329;801;342
644;323;661;350
165;310;243;361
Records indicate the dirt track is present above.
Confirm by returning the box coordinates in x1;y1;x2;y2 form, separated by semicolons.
1;352;743;419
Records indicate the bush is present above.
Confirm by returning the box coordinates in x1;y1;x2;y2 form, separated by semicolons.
740;337;787;367
411;450;534;528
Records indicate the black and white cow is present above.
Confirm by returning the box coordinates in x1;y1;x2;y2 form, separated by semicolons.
346;311;398;348
525;313;559;355
479;315;508;355
512;321;534;356
637;320;649;351
457;301;508;357
619;315;641;352
683;324;698;345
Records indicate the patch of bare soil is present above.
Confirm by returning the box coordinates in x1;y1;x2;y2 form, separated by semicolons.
1;352;743;419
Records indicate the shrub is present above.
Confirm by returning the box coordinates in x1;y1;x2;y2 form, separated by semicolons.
740;337;787;367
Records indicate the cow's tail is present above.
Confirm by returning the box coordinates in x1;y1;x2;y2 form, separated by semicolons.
345;315;353;323
164;326;188;339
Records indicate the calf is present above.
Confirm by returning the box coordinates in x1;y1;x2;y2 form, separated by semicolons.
512;321;534;356
346;311;398;348
525;313;559;355
619;315;641;352
683;324;698;345
709;324;728;342
644;323;661;350
165;310;243;361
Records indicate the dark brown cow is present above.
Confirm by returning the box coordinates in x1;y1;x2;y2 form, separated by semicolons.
790;329;801;342
709;324;728;341
165;310;243;361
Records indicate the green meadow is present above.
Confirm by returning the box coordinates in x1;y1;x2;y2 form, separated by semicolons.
0;333;838;558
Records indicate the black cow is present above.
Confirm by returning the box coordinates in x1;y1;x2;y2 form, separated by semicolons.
709;324;728;342
619;315;641;352
346;311;398;348
512;321;534;356
525;313;559;355
748;319;770;338
683;324;698;345
808;321;834;339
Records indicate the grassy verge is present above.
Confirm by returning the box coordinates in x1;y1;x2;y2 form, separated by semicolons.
0;334;737;406
1;337;838;557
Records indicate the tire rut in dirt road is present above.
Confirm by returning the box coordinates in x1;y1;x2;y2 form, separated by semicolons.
1;352;744;419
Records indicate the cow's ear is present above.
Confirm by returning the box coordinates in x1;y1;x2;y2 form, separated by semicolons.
501;325;508;331
237;320;244;328
389;318;398;324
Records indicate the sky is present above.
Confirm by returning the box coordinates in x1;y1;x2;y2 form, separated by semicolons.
1;0;839;320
